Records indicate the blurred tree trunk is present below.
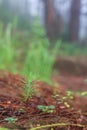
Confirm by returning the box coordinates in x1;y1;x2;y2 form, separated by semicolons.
44;0;55;42
68;0;81;42
55;13;62;40
43;0;62;42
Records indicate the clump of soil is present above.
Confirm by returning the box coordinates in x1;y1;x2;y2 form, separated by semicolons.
0;71;87;130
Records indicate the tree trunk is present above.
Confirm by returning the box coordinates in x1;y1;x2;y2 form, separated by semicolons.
43;0;62;42
68;0;81;42
43;0;56;42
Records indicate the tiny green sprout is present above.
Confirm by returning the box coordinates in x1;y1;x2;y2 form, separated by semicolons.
18;108;24;113
67;91;73;96
23;81;35;102
64;102;70;108
69;95;74;99
66;91;74;100
81;91;87;96
62;96;67;100
37;105;55;113
4;117;17;124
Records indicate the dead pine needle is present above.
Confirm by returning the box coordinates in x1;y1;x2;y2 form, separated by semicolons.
30;123;87;130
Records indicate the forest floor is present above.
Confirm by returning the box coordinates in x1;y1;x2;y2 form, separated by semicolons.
0;57;87;130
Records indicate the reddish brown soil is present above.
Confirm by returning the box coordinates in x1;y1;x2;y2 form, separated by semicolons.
0;67;87;129
53;74;87;91
54;56;87;76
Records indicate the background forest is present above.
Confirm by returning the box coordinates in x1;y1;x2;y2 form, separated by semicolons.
0;0;87;80
0;0;87;43
0;1;87;130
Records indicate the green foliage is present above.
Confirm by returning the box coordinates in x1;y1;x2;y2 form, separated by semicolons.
58;42;87;56
17;15;31;30
22;72;36;102
4;117;17;124
23;39;60;83
0;21;60;101
20;21;60;83
31;20;46;38
37;105;55;113
0;23;16;72
21;21;60;100
0;19;87;102
66;91;74;99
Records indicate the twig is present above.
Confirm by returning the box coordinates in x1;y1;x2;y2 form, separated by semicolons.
30;123;87;130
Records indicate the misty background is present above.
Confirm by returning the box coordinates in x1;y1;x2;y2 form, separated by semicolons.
0;0;87;44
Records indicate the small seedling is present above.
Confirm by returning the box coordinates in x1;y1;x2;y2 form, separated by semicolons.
81;91;87;96
4;117;17;124
23;81;35;102
66;91;74;99
37;105;55;113
22;72;37;102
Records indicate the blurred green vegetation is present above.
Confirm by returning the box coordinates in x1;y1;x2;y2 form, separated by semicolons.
0;20;87;81
0;0;87;96
58;42;87;56
0;20;60;83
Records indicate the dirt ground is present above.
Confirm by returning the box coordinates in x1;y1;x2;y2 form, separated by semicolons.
0;58;87;130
